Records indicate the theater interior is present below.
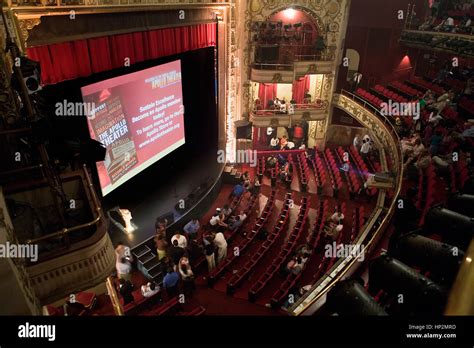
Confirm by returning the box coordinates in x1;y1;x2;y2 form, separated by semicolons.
1;0;474;328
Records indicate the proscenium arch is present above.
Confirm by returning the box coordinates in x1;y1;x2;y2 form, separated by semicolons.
266;6;327;37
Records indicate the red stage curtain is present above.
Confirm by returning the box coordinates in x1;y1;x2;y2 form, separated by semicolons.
292;75;311;104
258;83;277;109
27;23;217;85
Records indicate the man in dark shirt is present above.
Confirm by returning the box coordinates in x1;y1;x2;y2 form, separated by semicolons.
168;239;186;265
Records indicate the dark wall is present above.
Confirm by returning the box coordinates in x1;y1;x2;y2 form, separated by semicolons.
337;0;427;90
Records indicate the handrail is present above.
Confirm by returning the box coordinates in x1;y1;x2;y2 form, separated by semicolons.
25;164;103;245
288;90;404;315
106;276;124;316
252;103;328;115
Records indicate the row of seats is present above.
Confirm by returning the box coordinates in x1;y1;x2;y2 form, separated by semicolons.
176;306;206;316
324;148;343;197
409;76;445;95
207;189;277;286
227;193;293;294
311;151;328;192
296;153;310;191
416;164;437;226
285;154;295;188
390;81;422;98
355;88;384;109
373;84;410;103
248;196;310;301
141;297;180;316
270;200;330;307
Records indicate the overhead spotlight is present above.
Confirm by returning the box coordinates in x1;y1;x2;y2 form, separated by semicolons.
12;56;42;95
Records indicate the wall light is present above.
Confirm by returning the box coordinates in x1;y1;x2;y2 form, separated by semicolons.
284;8;296;20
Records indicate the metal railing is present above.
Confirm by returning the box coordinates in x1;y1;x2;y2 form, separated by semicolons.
106;276;124;316
252;102;329;115
288;90;404;316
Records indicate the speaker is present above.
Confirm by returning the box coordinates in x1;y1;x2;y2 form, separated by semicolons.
255;45;279;63
235;120;252;140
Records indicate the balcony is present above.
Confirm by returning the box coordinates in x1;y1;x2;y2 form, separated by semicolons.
400;29;474;58
249;101;328;127
4;0;227;7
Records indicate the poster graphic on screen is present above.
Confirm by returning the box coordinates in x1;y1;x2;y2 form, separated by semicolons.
81;60;185;196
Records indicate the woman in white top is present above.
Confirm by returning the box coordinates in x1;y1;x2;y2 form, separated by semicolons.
179;256;195;295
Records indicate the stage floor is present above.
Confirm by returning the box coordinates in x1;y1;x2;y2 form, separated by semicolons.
106;153;221;248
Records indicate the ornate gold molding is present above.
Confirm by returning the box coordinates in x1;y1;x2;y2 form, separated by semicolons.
16;17;41;48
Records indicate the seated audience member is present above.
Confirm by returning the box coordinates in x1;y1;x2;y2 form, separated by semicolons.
115;242;133;280
329;207;345;224
183;219;200;240
280;135;289;150
323;220;344;241
404;138;425;168
118;278;134;305
204;236;217;272
162;267;180;297
154;233;168;261
287;141;296;149
270;135;280;150
171;231;188;249
230;182;245;199
168;239;186;266
221;204;233;220
228;216;244;232
209;211;228;231
213;231;228;263
141;282;160;298
178;256;195;296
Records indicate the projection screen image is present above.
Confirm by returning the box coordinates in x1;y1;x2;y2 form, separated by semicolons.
81;60;185;196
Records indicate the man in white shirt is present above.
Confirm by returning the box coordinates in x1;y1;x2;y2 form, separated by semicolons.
171;231;187;249
213;232;228;263
270;136;279;149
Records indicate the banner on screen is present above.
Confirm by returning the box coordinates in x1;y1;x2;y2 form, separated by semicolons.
81;60;185;196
